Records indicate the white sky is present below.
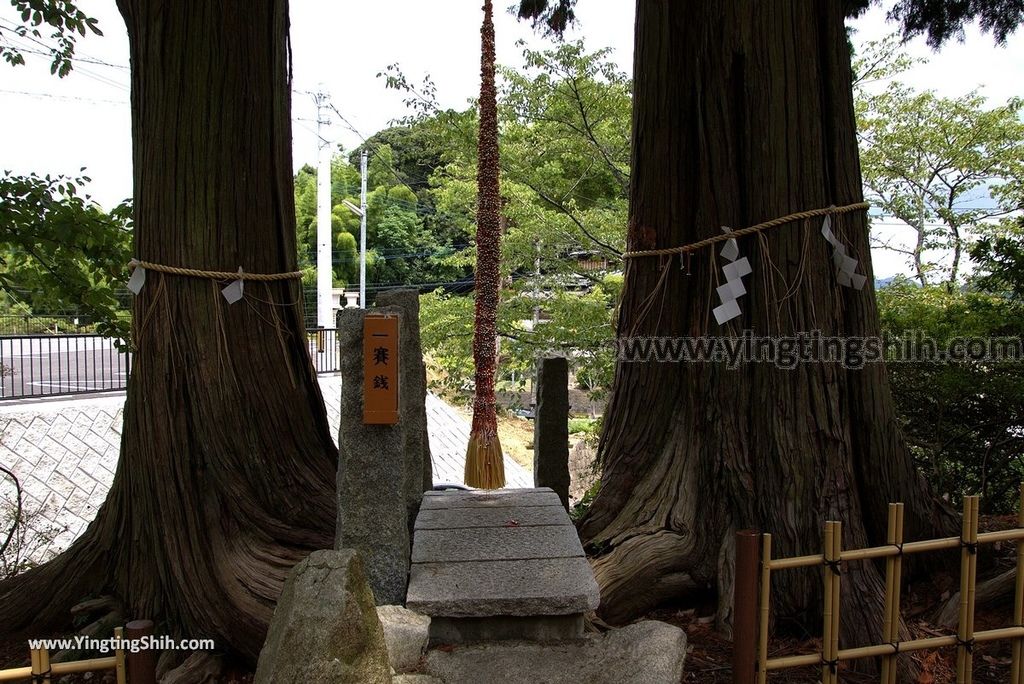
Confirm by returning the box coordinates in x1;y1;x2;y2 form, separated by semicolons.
1;2;1022;279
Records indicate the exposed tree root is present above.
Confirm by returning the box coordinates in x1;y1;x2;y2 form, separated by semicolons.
934;567;1016;628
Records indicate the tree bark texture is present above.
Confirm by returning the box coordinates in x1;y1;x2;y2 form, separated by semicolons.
582;0;953;658
0;0;337;663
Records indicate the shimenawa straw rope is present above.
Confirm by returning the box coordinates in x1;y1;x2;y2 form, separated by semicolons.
129;259;302;282
621;202;870;259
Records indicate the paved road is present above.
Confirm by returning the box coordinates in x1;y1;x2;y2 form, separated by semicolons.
0;336;129;398
0;334;340;399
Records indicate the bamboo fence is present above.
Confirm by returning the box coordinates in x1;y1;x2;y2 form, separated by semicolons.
733;485;1024;684
0;620;156;684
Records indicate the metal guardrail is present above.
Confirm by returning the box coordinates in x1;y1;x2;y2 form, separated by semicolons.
0;329;341;400
732;486;1024;684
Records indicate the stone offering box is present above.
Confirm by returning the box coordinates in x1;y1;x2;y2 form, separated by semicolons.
406;487;600;644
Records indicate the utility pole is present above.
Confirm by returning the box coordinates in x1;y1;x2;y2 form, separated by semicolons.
313;89;333;329
359;150;368;309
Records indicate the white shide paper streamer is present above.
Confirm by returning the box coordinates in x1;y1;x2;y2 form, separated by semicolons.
821;215;867;290
712;227;752;325
221;267;245;304
126;265;146;295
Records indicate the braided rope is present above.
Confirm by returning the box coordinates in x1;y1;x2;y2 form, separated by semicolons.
621;202;870;259
129;259;302;282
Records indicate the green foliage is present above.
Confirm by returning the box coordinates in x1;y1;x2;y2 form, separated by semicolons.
855;36;1024;286
569;479;599;523
397;41;629;399
0;171;132;340
0;0;102;77
878;280;1024;512
972;222;1024;299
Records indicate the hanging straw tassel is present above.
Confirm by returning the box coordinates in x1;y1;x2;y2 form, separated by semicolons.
463;0;506;491
465;430;506;489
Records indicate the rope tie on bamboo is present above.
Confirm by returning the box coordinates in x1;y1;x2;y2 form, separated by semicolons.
956;636;975;654
824;558;842;576
821;657;839;674
620;202;870;260
32;668;51;684
888;639;902;655
960;536;978;555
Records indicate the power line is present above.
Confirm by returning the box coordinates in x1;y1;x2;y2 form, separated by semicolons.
0;88;127;105
3;43;127;70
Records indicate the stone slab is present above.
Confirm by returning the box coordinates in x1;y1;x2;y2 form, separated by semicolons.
414;505;569;530
406;557;600;617
419;490;560;510
421;487;551;496
428;615;584;645
411;525;583;563
423;621;687;684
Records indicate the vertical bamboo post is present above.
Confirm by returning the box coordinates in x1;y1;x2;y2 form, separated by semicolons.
114;626;127;684
733;530;761;684
881;504;898;683
964;496;979;684
1012;484;1024;684
29;648;41;683
38;647;50;684
888;503;905;684
822;522;835;684
830;521;842;682
956;496;977;684
756;533;772;684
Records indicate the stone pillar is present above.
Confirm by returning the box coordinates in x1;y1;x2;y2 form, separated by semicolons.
533;357;570;510
375;289;433;521
335;306;409;605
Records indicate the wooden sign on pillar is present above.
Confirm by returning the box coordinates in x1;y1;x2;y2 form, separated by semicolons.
363;313;400;424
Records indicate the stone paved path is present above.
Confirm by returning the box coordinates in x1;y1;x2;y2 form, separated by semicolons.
0;376;531;562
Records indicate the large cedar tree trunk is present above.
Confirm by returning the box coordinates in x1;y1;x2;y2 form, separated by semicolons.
0;0;337;662
582;0;952;652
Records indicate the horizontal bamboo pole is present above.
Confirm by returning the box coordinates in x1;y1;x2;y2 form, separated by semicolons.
767;553;823;570
50;656;118;675
980;528;1024;544
0;656;117;682
0;667;32;682
766;626;1024;670
767;528;1024;570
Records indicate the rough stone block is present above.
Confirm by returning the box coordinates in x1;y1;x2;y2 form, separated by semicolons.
534;357;571;509
377;605;430;673
428;614;584;645
254;549;390;684
423;621;688;684
335;307;410;606
375;289;432;522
